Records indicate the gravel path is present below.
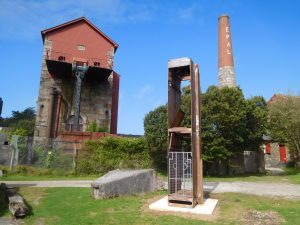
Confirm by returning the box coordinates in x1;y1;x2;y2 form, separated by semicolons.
204;181;300;199
3;180;300;199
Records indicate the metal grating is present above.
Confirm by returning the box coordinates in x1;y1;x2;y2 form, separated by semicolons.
168;152;192;198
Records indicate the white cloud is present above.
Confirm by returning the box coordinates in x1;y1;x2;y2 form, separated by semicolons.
135;85;153;99
168;3;204;24
0;0;207;40
0;0;151;40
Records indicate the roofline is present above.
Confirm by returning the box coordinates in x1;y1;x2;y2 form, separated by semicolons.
41;17;119;51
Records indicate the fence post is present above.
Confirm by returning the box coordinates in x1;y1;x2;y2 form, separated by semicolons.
9;135;19;172
73;142;77;173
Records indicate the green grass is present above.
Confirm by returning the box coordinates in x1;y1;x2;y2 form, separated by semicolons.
0;187;298;225
0;174;97;181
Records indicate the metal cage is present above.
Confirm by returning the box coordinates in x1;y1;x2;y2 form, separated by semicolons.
168;152;193;205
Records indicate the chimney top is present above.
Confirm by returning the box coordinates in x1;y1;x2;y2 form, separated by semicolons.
218;14;229;20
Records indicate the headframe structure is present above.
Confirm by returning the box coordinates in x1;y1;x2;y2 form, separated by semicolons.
167;57;203;207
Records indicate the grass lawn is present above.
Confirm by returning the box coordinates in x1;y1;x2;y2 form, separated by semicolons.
0;174;98;181
1;187;300;225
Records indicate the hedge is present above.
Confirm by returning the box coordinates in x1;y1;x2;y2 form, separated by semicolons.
76;137;152;175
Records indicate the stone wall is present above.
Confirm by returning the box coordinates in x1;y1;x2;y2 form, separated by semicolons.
0;144;11;166
264;143;289;167
34;37;114;140
244;150;265;173
34;38;54;139
218;66;236;88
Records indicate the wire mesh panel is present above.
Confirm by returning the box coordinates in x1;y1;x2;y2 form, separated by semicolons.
0;135;79;174
168;152;192;204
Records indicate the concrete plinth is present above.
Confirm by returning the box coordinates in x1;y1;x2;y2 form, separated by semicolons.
149;196;218;215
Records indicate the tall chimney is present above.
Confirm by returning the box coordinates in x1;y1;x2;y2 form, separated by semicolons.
0;98;3;118
218;14;236;87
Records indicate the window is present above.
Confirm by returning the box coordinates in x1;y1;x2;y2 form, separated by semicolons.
77;45;86;51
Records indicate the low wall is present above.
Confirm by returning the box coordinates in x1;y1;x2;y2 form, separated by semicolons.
57;131;117;143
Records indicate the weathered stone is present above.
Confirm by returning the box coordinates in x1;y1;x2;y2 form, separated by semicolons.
218;66;236;88
91;169;156;199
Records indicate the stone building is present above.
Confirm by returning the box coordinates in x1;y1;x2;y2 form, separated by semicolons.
264;94;289;167
34;17;120;142
218;15;236;88
264;143;288;167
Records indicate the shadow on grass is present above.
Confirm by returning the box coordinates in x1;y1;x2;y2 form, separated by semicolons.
0;184;8;217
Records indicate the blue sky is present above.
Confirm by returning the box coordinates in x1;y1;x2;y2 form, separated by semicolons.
0;0;299;135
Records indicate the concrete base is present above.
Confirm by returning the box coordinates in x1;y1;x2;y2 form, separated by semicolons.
149;196;218;215
91;169;156;199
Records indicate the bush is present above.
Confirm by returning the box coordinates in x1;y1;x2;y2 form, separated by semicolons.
76;137;152;175
0;165;73;176
32;143;74;174
86;121;108;132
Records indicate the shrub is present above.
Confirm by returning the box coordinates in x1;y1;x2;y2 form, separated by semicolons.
144;105;168;171
76;137;152;175
86;121;108;132
33;143;73;174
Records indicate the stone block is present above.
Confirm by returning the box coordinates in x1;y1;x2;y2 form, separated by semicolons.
91;169;156;199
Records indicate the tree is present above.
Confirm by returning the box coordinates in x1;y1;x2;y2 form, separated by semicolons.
144;105;168;170
268;95;300;161
0;107;36;136
144;85;268;170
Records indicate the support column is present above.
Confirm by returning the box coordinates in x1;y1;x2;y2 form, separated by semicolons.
72;64;88;131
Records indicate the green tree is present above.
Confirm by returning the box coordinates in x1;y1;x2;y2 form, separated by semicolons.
144;85;268;170
0;107;36;136
268;95;300;161
144;105;168;170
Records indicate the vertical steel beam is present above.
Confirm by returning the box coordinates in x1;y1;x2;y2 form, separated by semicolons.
191;64;203;204
72;65;88;131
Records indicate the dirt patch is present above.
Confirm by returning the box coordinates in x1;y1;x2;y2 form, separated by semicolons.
141;195;219;221
241;210;285;225
34;218;46;225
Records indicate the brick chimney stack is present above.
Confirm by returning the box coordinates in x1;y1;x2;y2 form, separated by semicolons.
218;14;236;87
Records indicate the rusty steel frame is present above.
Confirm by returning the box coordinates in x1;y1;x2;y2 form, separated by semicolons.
167;57;203;208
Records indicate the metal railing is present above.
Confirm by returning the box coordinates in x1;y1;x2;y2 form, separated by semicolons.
45;50;113;68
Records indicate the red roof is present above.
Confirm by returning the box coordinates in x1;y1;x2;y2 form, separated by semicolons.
41;17;118;51
267;94;286;105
